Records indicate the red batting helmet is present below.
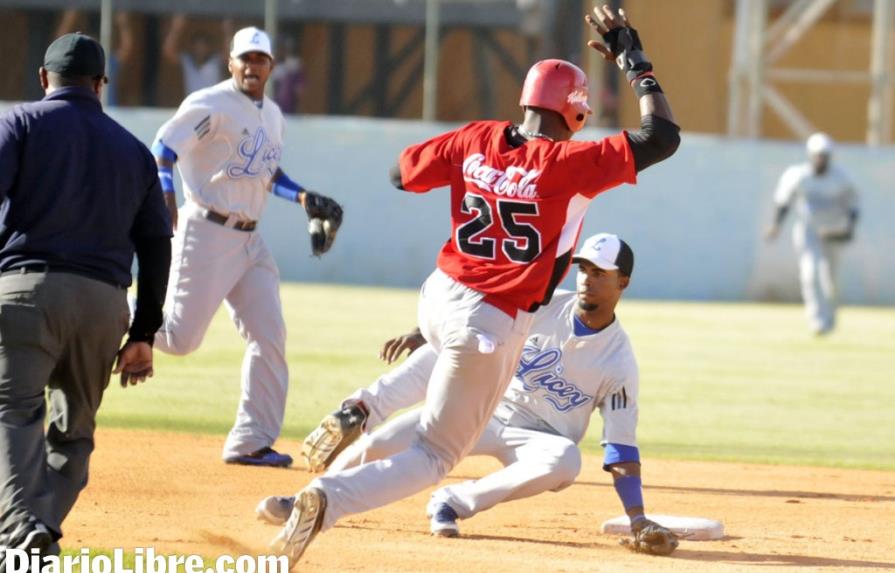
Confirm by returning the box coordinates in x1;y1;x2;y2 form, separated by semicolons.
519;59;591;132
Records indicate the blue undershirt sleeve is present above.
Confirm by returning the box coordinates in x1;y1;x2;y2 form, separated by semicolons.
603;443;640;471
271;171;305;203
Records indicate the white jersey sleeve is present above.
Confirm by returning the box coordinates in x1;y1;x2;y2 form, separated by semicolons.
774;164;805;208
154;91;219;157
597;358;639;447
834;165;859;212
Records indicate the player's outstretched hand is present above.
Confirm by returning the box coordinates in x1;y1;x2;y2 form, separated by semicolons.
114;341;154;388
585;5;632;62
379;328;426;364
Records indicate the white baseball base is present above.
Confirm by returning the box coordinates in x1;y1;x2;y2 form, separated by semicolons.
601;514;724;541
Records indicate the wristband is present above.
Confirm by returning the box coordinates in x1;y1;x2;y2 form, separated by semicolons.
630;72;663;98
613;475;644;511
158;166;175;194
272;172;305;203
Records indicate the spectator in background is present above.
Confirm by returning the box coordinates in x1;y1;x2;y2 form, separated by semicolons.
766;133;860;336
271;36;306;114
54;9;134;106
163;15;233;97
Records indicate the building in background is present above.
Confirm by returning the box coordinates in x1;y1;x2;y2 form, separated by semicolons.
0;0;891;143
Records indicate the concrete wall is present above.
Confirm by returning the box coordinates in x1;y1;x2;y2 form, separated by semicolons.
5;105;894;303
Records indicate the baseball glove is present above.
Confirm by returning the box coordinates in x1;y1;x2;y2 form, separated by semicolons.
620;518;680;556
821;229;854;243
303;191;343;256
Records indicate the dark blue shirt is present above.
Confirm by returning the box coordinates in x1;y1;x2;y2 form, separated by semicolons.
0;87;171;287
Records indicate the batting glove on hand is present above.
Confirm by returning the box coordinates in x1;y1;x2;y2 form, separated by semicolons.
621;517;680;556
303;191;343;256
586;7;653;83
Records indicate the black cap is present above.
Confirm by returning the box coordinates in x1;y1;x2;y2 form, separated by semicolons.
43;33;106;78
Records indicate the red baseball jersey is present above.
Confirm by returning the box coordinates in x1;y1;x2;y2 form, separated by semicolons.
399;120;636;315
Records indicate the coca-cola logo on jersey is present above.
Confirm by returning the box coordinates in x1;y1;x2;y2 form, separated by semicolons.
462;154;541;199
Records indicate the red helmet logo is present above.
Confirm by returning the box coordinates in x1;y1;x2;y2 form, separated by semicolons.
519;59;592;132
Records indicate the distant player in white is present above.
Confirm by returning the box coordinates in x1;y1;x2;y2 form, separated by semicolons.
259;234;675;545
151;28;338;466
766;133;859;335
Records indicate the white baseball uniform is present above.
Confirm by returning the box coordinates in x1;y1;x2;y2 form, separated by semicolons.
774;162;858;333
153;78;289;459
326;290;639;522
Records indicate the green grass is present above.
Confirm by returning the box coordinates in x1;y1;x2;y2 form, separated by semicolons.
97;283;895;470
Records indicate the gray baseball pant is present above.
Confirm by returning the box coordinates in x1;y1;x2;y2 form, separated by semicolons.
794;226;842;333
0;271;128;541
154;204;288;459
312;269;534;531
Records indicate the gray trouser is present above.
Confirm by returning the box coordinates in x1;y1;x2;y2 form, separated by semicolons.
154;205;288;459
0;270;128;541
793;226;842;333
313;269;534;531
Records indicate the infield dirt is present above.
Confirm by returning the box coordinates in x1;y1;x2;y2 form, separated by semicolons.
66;429;894;572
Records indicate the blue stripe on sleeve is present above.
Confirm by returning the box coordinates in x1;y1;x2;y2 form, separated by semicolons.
603;443;640;470
151;139;178;162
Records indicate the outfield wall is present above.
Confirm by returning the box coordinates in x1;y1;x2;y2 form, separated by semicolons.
6;105;895;304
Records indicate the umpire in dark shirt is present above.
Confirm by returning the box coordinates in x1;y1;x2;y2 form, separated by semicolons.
0;33;171;557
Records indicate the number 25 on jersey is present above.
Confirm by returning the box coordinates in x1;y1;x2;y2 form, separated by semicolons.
456;192;542;263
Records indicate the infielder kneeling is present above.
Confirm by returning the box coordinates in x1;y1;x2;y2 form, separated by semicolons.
259;233;678;555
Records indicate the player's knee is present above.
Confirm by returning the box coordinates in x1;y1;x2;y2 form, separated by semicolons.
417;443;456;481
238;318;286;350
550;441;582;484
160;332;203;356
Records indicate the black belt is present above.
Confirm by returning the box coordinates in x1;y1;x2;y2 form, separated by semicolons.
202;209;257;232
0;263;125;289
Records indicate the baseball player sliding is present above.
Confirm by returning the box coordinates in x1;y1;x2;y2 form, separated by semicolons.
270;6;679;566
150;27;342;467
260;234;679;555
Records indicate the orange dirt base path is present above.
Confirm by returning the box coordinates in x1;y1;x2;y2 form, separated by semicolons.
65;429;895;572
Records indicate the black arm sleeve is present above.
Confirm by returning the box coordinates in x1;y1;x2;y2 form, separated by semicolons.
773;205;790;226
129;235;172;344
389;163;404;190
625;115;681;173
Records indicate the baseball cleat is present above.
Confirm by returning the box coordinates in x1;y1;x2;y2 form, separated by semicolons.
0;520;53;563
225;447;293;468
256;495;296;526
270;487;327;569
428;502;460;538
301;403;367;472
